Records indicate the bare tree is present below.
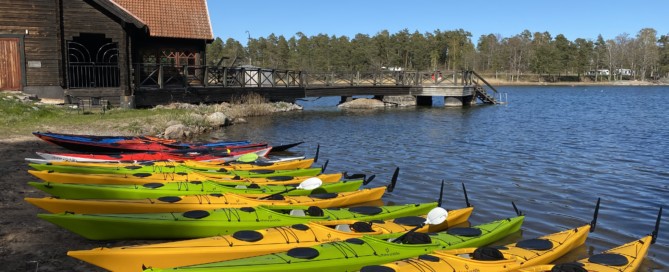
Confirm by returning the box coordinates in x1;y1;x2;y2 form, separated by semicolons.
636;28;659;80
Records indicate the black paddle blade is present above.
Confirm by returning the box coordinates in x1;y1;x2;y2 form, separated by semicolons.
591;198;601;232
314;144;320;163
387;167;399;192
269;141;305;153
391;167;399;183
437;180;445;207
343;172;366;180
462;182;471;207
320;160;329;173
363;175;375;186
652;206;662;244
512;201;522;216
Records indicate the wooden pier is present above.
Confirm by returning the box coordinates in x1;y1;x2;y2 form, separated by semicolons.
131;65;498;107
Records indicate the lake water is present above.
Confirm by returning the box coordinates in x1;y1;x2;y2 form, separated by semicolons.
212;85;669;270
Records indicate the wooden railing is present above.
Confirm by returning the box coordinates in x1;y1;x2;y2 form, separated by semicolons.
133;64;477;89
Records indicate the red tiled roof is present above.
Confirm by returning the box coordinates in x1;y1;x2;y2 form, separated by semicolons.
111;0;213;40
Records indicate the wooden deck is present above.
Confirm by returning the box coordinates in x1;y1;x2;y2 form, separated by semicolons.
132;66;496;107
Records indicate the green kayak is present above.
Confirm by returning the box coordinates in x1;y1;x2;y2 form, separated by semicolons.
28;179;363;199
37;202;439;240
28;163;323;177
143;215;525;272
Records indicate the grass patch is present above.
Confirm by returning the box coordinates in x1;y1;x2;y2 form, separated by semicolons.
0;92;301;139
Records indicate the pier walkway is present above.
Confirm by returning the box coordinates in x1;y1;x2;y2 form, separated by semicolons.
132;65;498;107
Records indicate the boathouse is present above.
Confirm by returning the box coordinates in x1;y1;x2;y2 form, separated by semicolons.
0;0;213;106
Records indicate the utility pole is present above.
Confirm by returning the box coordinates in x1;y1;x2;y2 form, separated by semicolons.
245;30;252;66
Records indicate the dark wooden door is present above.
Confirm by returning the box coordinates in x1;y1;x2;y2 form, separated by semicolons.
0;38;21;90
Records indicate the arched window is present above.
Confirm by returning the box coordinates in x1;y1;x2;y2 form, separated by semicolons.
66;33;119;88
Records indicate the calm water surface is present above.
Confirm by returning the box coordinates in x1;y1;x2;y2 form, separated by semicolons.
212;85;669;270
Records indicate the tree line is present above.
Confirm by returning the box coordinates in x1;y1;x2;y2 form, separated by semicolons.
206;28;669;81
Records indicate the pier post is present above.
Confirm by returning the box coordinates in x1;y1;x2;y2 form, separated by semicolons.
416;96;432;106
339;96;353;104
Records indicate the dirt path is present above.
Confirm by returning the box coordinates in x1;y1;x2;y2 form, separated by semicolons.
0;137;139;271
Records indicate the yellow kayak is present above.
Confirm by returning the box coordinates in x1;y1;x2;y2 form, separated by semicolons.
25;186;388;214
68;206;474;272
521;207;662;272
28;169;344;185
37;157;315;171
364;199;602;272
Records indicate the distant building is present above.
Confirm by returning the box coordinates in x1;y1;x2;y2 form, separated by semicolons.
586;69;610;76
614;69;634;76
0;0;213;106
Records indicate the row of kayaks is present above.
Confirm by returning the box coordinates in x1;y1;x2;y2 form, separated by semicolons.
25;132;664;272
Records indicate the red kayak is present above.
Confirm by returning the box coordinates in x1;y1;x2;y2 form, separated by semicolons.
33;132;266;153
34;146;273;162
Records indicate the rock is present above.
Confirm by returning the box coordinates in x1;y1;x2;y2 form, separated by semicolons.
205;112;229;127
337;98;386;109
383;95;416;107
272;102;303;112
164;124;186;139
232;117;247;124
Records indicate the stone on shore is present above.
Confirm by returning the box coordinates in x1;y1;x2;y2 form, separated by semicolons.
205;112;229;126
164;124;187;139
338;98;386;109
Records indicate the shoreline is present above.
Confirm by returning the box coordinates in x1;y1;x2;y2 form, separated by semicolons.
482;79;668;87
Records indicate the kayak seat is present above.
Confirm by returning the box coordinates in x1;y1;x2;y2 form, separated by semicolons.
139;162;155;166
253;161;274;167
309;193;338;199
182;210;210;219
290;209;306;217
176;172;188;176
307;206;324;217
291;224;310;231
472;247;505;261
132;173;152;178
234;185;247;189
157;196;182;203
418;254;440;262
516;238;554;250
550;263;588;272
402;232;432;244
249;169;276;174
393;216;425;227
240;207;255;212
189;181;203;184
125;165;143;170
232;230;264;242
287;247;319;259
345;238;365;245
143;183;165;189
335;224;352;232
447;227;483;237
267;176;294;181
265;194;285;200
588;253;629;266
360;265;396;272
351;222;375;233
248;184;260;188
349;206;383;215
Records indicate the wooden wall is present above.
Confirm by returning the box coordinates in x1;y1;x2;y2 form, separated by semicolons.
0;0;61;87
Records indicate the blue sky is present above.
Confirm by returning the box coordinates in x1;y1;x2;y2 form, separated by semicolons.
207;0;668;45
